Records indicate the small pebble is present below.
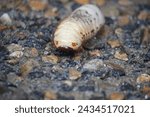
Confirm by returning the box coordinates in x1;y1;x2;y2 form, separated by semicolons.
0;25;10;31
63;80;73;87
138;10;150;20
83;59;104;71
44;90;57;100
107;40;121;48
16;32;27;40
7;73;22;86
7;43;23;52
105;62;125;77
89;50;102;57
24;47;39;57
9;51;23;58
20;59;39;77
42;55;59;64
7;44;24;59
101;4;119;17
92;0;106;6
114;51;128;61
31;48;39;57
74;0;89;4
98;25;113;37
69;68;81;80
28;0;48;11
17;2;30;15
109;92;125;100
141;27;150;46
118;4;135;16
0;13;12;25
44;8;58;17
118;15;130;26
136;74;150;83
7;59;19;65
141;86;150;93
118;0;132;6
115;28;124;38
105;62;125;72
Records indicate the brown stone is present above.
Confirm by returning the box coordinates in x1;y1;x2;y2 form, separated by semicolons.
118;15;130;26
31;48;39;57
105;62;125;72
0;25;10;31
101;4;119;17
109;92;125;100
115;28;124;38
141;27;150;46
69;68;81;80
24;48;38;57
44;90;57;100
17;3;30;15
89;50;102;57
99;25;113;37
20;59;39;77
42;55;59;64
28;0;48;11
141;86;150;93
138;10;150;20
6;73;23;85
92;0;106;6
74;0;89;4
118;0;132;6
137;74;150;83
44;7;58;17
114;51;128;61
107;40;121;48
16;32;27;40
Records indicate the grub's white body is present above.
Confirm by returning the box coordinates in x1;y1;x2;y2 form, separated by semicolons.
54;4;105;51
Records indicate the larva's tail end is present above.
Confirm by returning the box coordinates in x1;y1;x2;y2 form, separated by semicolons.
54;40;78;52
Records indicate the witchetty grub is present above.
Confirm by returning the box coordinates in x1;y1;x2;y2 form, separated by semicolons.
54;4;105;51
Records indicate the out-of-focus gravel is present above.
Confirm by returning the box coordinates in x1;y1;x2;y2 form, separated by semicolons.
0;0;150;100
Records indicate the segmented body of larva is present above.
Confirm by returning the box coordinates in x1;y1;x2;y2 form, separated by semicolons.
54;4;105;51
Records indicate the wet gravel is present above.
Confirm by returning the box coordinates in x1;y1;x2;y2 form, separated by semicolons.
0;0;150;100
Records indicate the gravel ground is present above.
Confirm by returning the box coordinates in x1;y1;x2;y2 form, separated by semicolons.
0;0;150;100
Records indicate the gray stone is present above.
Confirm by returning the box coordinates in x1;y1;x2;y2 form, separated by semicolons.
83;59;104;71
